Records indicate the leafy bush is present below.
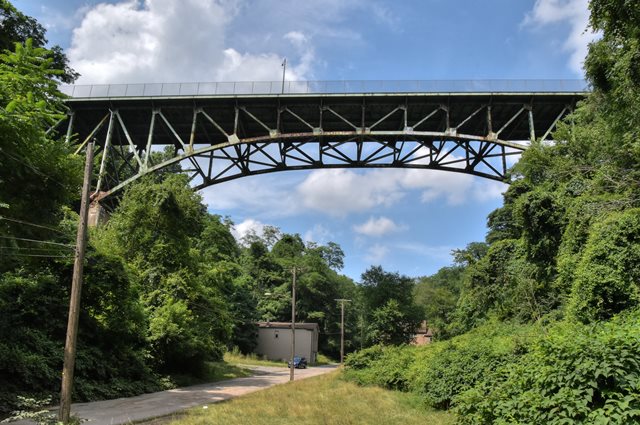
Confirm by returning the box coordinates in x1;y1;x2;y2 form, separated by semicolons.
455;310;640;424
406;322;536;410
343;344;417;391
344;322;537;409
567;208;640;323
0;251;163;414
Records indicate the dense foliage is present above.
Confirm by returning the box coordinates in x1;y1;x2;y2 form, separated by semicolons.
345;310;640;424
360;266;423;346
456;309;640;424
345;1;640;424
344;322;536;408
4;1;640;423
0;0;79;83
0;2;365;414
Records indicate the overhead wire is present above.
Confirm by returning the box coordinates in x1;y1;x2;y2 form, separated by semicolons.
0;215;70;236
0;246;69;252
0;235;75;249
0;146;68;189
0;252;73;259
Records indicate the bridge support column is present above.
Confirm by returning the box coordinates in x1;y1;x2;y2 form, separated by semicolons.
88;201;109;227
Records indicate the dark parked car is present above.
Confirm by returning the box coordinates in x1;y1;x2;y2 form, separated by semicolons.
288;356;307;369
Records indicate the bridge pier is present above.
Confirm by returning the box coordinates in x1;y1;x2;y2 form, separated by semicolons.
88;201;109;227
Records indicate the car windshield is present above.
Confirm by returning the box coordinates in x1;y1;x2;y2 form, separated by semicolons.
294;357;301;361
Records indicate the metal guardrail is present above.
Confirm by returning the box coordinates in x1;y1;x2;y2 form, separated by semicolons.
60;79;589;98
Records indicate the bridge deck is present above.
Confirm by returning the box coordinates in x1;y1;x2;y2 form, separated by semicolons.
56;85;587;199
65;92;584;146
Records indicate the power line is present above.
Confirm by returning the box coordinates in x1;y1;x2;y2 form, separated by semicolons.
0;215;69;236
0;246;69;252
0;252;73;259
0;147;68;189
0;235;75;249
0;247;72;258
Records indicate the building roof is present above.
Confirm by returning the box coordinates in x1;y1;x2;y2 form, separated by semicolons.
257;321;319;331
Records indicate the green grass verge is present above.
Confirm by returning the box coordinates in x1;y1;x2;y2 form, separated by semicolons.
313;353;334;365
224;351;336;368
223;351;288;368
167;361;252;387
166;371;455;425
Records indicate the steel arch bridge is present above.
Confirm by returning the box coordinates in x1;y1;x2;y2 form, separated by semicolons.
52;80;586;203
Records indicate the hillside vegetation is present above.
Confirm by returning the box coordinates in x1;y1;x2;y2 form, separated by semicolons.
0;1;421;415
344;0;640;423
2;0;640;423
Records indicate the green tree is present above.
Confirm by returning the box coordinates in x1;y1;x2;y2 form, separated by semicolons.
367;299;423;346
0;0;79;83
360;266;423;346
95;175;232;372
414;266;464;339
0;39;81;271
568;209;640;323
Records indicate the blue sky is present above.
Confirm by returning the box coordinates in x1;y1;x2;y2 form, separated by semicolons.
16;0;596;281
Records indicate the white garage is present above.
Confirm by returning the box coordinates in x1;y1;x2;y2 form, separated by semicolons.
255;322;319;363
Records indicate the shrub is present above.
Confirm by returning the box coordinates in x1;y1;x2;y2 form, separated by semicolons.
406;322;536;410
343;322;537;410
343;344;416;391
568;208;640;323
455;309;640;424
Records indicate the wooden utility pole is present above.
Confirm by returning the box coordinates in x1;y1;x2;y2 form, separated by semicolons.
335;299;351;364
290;266;297;382
59;141;94;424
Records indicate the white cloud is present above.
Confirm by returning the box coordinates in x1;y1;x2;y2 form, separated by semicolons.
38;4;90;32
296;168;505;217
296;169;404;217
201;172;303;218
231;218;265;242
303;223;334;244
68;0;316;84
66;0;403;85
216;31;315;82
395;242;456;263
523;0;599;75
365;243;389;263
354;216;404;237
370;3;400;28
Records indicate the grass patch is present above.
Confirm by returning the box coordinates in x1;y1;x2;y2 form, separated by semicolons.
223;351;287;368
167;361;252;387
224;350;336;367
313;353;334;366
167;371;455;425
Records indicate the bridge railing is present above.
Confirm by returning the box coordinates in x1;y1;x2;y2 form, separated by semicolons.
60;79;588;98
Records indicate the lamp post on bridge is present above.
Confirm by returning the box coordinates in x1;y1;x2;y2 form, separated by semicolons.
281;58;286;94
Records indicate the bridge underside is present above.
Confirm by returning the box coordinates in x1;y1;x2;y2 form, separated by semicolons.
54;92;581;201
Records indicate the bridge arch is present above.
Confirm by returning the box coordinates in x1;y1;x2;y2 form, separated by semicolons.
55;82;583;202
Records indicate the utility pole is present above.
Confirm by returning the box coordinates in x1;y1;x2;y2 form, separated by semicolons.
290;266;297;382
335;299;351;364
281;58;287;94
59;141;94;424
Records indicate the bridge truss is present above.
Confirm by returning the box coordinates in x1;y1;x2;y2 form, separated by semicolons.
53;91;582;202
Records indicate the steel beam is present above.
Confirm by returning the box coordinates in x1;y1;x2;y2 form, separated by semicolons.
60;92;581;200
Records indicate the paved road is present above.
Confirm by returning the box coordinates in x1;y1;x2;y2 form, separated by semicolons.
66;365;336;425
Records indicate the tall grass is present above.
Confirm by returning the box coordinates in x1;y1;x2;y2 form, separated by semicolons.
167;371;454;425
223;350;287;368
